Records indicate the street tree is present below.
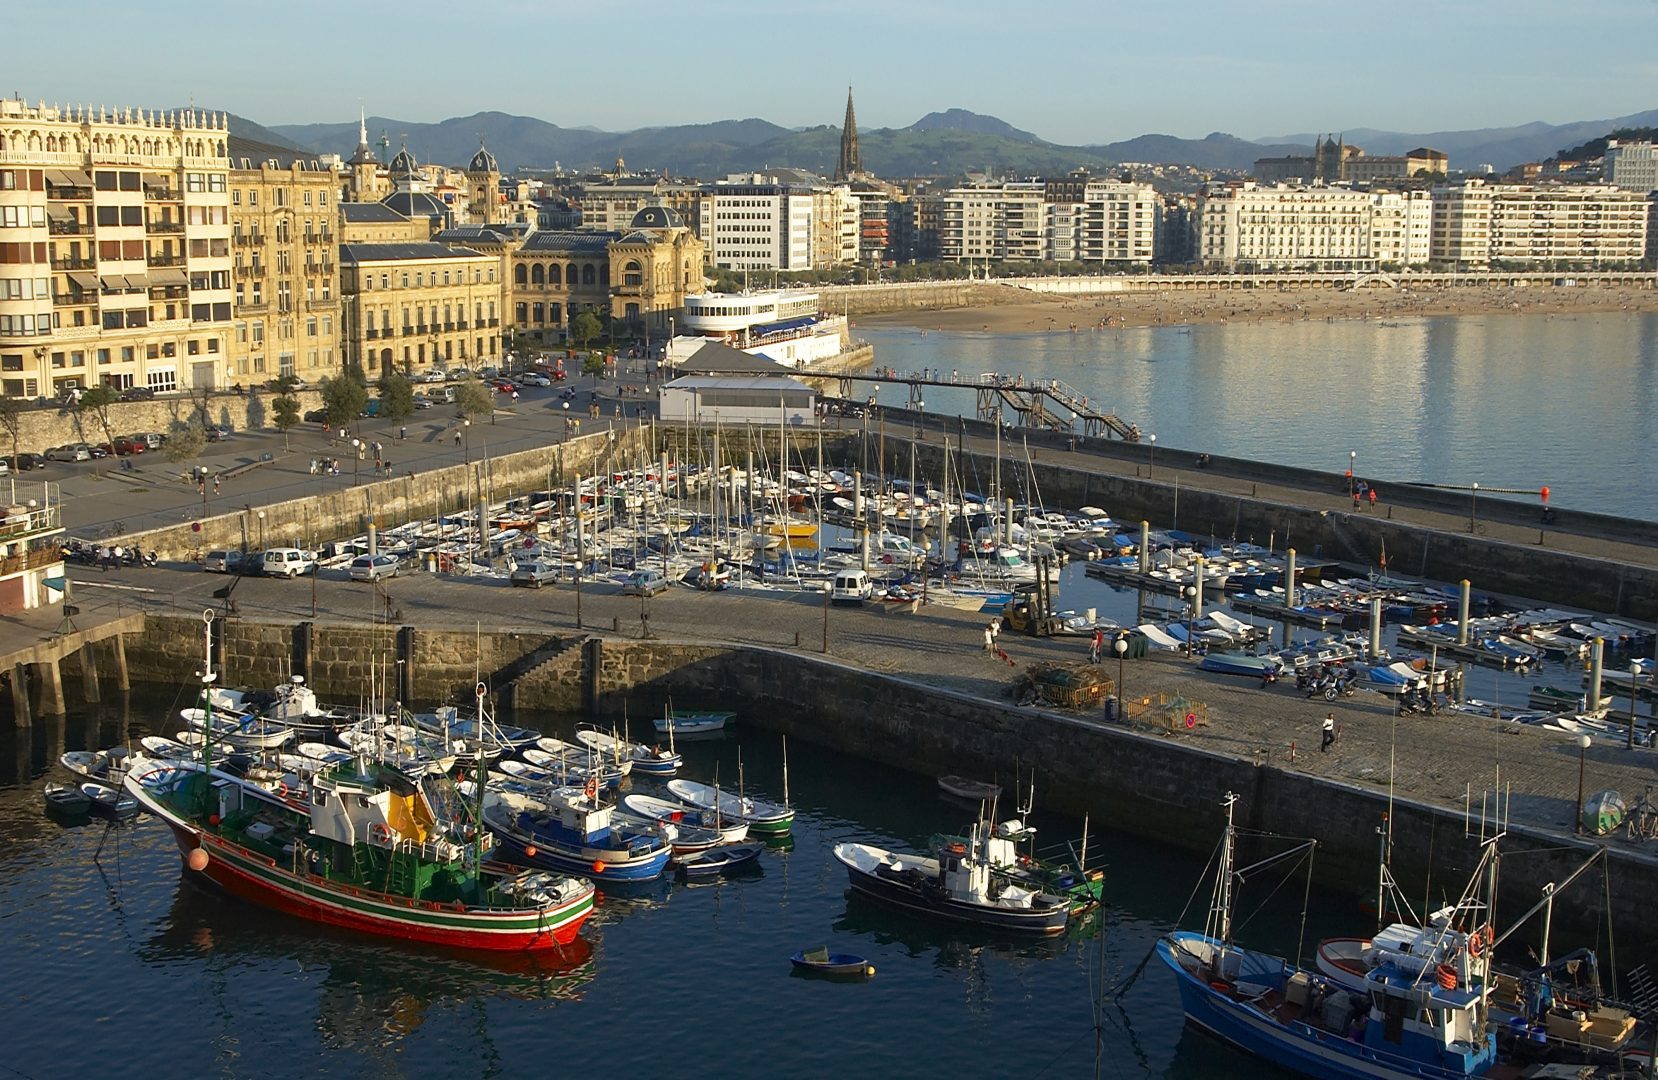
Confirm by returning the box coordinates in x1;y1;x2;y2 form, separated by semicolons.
452;377;493;422
0;397;24;462
272;393;300;450
164;420;206;463
569;310;602;349
77;384;121;456
379;372;416;422
320;369;368;427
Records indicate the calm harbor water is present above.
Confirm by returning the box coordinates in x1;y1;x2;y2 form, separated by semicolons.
2;689;1365;1080
859;313;1658;521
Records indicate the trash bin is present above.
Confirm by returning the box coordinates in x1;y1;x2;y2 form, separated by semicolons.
1104;695;1118;723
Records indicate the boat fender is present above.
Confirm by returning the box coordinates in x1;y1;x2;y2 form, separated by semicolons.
591;859;606;874
1436;964;1458;990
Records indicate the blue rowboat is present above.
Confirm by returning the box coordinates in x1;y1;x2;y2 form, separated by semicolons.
790;948;874;978
678;841;763;879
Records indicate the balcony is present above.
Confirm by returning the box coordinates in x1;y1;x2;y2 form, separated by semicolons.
487;318;499;327
48;220;87;236
47;185;92;201
443;321;454;332
234;233;262;247
148;254;184;268
416;323;428;334
455;320;468;330
143;186;180;200
148;221;185;234
401;325;414;337
51;256;94;270
52;290;94;306
366;327;380;340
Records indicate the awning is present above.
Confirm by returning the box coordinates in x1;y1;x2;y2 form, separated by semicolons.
123;273;150;290
46;205;72;222
148;267;188;286
44;168;90;187
99;275;127;291
66;271;97;291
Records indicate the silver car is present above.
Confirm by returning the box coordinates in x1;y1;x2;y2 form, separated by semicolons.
348;553;400;581
509;561;560;589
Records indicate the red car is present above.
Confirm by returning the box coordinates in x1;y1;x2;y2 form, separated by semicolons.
494;379;517;393
112;434;148;455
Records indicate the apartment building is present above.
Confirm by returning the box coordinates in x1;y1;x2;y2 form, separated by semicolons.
1078;181;1159;265
227;153;341;385
1198;183;1375;271
931;181;1046;264
810;185;859;268
1485;184;1648;266
341;242;501;377
701;183;814;271
1;98;234;399
1369;189;1434;268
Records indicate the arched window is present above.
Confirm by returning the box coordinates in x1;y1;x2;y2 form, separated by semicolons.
513;264;527;285
548;264;562;285
530;264;544;285
581;264;595;286
623;260;642;287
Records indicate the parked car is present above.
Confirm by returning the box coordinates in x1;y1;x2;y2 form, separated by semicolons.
412;394;434;409
348;553;400;581
119;386;156;402
45;444;91;462
261;548;317;578
494;379;517;394
205;424;231;442
508;561;560;589
137;432;167;450
620;569;669;597
113;434;148;455
304;408;329;423
446;366;471;381
86;443;110;458
415;369;447;384
0;459;9;476
480;366;500;380
202;550;244;574
5;453;43;471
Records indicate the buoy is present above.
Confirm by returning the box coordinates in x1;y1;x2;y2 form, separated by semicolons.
208;814;220;826
186;848;210;871
591;860;606;874
866;965;876;977
273;781;288;798
524;845;538;858
1185;712;1197;729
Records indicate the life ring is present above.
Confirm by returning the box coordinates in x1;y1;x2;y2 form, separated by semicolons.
584;778;599;801
273;781;288;798
1468;928;1484;957
369;822;393;845
946;841;967;856
881;553;894;564
1185;712;1197;729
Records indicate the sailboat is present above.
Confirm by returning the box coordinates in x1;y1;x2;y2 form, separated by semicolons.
1157;793;1501;1079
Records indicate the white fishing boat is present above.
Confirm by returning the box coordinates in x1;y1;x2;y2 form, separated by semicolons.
666;778;793;835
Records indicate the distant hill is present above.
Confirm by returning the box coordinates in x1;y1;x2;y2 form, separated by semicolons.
907;109;1041;144
1555;126;1658;162
1261;107;1658;171
198;110;306;152
261;105;1658;177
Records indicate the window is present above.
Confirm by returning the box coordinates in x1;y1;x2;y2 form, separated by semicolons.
306;317;317;337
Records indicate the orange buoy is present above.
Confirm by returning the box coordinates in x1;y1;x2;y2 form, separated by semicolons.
186;848;210;871
524;845;538;858
591;859;606;874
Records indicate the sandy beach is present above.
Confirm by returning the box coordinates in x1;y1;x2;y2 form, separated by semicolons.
858;282;1658;333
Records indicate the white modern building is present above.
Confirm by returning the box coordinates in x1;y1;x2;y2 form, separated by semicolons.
665;289;849;369
700;182;815;271
1198;183;1375;271
1078;181;1160;265
659;374;816;426
1370;190;1434;268
1604;141;1658;193
1485;183;1649;266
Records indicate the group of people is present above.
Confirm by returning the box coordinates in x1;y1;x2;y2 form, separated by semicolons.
1352;480;1379;510
309;457;342;476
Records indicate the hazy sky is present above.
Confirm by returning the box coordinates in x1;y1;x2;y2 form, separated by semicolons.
5;0;1655;143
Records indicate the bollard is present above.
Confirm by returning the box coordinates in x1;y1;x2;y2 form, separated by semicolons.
1369;597;1383;659
1456;580;1471;646
1282;548;1298;649
612;616;620;633
367;522;377;558
794;631;801;648
1289;740;1296;763
1193;557;1205;619
1139;520;1151;575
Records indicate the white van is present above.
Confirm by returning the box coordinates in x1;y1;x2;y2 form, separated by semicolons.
830;569;873;606
261;548;317;578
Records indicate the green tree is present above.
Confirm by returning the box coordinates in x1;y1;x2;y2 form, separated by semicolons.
272;392;300;450
320;367;368;427
452;377;493;422
77;383;120;454
581;352;606;386
569;309;603;349
164;420;206;463
378;373;415;422
0;396;25;463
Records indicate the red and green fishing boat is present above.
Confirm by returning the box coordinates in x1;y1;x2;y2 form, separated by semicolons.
125;754;595;951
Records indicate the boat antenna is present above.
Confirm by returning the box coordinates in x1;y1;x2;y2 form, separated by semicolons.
781;733;790;811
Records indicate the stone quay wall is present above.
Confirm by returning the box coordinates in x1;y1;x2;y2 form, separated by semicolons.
8;387;327;457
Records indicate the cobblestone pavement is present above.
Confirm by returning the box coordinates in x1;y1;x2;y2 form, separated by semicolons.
67;559;1658;861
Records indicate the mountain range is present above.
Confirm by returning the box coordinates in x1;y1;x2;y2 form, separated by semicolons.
252;106;1657;178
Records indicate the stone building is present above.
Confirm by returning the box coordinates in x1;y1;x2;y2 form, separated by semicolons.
0;97;235;400
340;241;501;377
227;146;341;386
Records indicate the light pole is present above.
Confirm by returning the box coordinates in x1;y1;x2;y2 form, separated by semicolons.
350;438;361;486
1148;433;1157;480
1469;482;1479;533
1114;635;1128;720
1183;584;1197;657
257;510;266;552
1575;733;1592;834
822;581;832;653
1348;450;1356;503
462;418;471;466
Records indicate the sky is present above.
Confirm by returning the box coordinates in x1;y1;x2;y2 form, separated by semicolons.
5;0;1656;144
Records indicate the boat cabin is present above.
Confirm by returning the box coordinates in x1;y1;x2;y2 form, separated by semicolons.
1358;962;1495;1072
308;764;454;856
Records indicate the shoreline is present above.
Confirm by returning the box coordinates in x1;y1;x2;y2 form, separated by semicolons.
857;283;1658;334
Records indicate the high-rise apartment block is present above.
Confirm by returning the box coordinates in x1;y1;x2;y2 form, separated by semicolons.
1;98;234;399
1604;141;1658;194
926;179;1161;266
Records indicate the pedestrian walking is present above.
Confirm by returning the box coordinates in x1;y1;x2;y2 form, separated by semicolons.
1090;628;1104;664
983;625;995;652
212;473;221;496
990;616;1002;644
1321;713;1336;752
399;425;407;441
454;429;462;447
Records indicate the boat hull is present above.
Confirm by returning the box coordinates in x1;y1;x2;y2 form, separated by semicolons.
1158;933;1491;1080
838;856;1067;936
159;820;590;950
488;818;671;882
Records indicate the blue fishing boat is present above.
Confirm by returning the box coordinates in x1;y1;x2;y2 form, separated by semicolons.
484;783;672;882
1158;794;1501;1080
1197;652;1282;679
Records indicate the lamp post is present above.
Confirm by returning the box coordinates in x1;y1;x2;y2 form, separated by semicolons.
257;510;266;552
1183;584;1197;657
1469;482;1479;533
822;581;832;653
462;418;471;466
350;438;361;486
1575;733;1592;834
1348;450;1356;502
1114;635;1128;720
1148;433;1157;480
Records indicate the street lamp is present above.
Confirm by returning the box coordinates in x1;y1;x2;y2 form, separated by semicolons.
821;580;832;653
1148;433;1157;479
1469;482;1479;533
1114;635;1128;720
1183;584;1197;657
1348;450;1356;502
257;509;266;552
462;418;471;466
1575;733;1592;834
349;438;361;486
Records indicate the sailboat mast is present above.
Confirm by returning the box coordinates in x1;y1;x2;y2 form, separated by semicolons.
1218;792;1238;946
781;734;790;811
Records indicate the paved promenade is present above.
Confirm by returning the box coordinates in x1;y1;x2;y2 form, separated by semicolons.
62;555;1658;858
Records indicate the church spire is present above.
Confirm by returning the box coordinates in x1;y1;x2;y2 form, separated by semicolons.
835;86;860;181
358;105;368;150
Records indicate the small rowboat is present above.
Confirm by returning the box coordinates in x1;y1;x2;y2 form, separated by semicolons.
44;781;92;818
61;748;132;788
653;710;733;737
790;948;874;979
937;775;1001;802
677;841;764;879
81;782;138;820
